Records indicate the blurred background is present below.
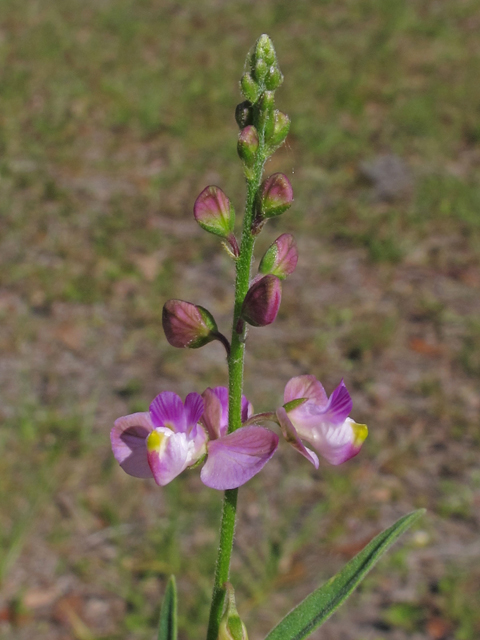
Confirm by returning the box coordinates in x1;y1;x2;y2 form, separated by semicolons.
1;1;479;638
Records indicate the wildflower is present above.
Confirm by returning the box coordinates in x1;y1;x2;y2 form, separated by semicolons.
162;299;220;349
111;388;278;490
277;376;368;467
111;391;207;486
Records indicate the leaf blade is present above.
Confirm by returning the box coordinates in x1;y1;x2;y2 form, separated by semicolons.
158;575;178;640
265;509;425;640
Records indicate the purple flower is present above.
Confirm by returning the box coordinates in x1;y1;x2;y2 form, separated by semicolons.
200;387;279;490
111;388;278;491
277;376;368;467
111;391;207;486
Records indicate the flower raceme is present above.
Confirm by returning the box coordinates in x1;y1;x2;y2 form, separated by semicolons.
111;389;278;491
276;375;368;468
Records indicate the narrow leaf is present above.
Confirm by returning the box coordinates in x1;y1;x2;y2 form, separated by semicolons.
264;509;425;640
158;575;178;640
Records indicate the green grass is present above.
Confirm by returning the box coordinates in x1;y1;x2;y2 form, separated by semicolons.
1;0;480;638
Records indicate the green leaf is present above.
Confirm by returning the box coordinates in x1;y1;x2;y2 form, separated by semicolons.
158;575;178;640
264;509;425;640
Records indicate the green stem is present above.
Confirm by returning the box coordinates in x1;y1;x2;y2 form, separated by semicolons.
206;132;267;640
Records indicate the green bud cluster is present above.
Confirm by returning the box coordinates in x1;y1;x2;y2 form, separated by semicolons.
236;35;289;174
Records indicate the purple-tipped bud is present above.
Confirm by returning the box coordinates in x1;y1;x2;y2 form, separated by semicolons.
257;173;293;218
237;126;259;168
241;275;281;327
235;101;253;129
240;73;259;103
163;300;218;349
194;186;235;239
266;110;290;151
259;234;298;280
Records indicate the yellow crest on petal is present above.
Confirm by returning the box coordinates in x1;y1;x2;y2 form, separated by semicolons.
147;430;168;455
352;422;368;447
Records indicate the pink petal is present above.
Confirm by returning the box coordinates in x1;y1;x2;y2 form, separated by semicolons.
276;407;319;468
147;429;191;486
322;380;352;426
284;375;328;406
307;418;368;466
184;392;204;430
201;388;224;439
110;412;154;478
150;391;186;432
200;426;279;490
241;396;254;423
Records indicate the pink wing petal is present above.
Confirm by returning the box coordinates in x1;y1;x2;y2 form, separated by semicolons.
276;407;319;468
284;375;328;407
201;388;223;439
110;412;153;478
211;386;229;429
321;380;352;426
184;392;204;430
241;395;254;423
200;426;279;490
150;391;186;432
147;429;190;486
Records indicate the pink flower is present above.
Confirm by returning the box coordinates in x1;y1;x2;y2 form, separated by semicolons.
111;392;207;486
277;376;368;467
111;388;278;490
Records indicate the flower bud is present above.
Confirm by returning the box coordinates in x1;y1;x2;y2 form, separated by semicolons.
259;234;298;280
265;66;284;91
255;34;276;67
163;300;218;349
218;583;248;640
240;73;259;103
255;91;275;137
266;110;290;152
253;58;268;83
194;186;235;239
241;275;281;327
257;173;293;218
237;126;259;169
235;101;253;129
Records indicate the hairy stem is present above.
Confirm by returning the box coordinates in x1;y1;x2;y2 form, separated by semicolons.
206;125;267;640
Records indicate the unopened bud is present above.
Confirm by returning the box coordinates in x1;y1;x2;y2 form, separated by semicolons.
237;126;259;168
194;186;235;239
235;101;253;129
259;234;298;280
255;34;276;67
253;58;268;83
163;300;218;349
218;583;248;640
241;275;281;327
266;110;290;151
240;73;259;103
255;91;275;136
257;173;293;218
265;66;284;91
